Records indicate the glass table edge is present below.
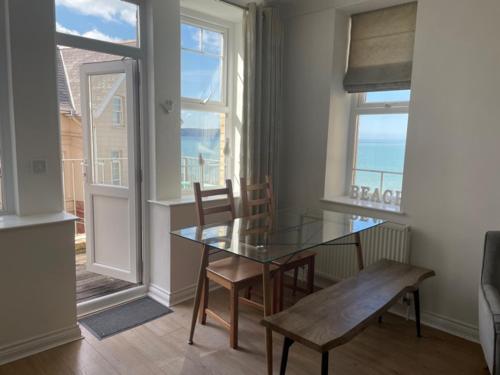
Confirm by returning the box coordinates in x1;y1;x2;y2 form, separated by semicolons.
170;219;389;264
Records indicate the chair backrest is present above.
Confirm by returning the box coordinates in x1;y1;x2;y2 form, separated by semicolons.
193;180;236;226
240;175;275;220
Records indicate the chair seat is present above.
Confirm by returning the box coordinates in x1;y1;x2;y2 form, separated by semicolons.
207;257;277;284
272;250;317;266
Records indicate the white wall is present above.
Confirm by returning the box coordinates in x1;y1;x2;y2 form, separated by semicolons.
0;220;80;364
278;6;336;209
7;0;64;215
280;0;500;340
0;0;81;365
402;0;500;333
146;0;181;201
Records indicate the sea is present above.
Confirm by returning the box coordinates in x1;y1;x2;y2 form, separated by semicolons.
181;130;406;192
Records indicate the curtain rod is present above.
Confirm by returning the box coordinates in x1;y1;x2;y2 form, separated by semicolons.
217;0;249;11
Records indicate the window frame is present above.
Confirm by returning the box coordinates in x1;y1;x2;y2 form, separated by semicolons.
180;15;229;109
346;92;410;203
180;11;235;194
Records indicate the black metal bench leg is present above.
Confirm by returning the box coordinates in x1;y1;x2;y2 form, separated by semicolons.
413;289;421;337
280;337;294;375
321;351;329;375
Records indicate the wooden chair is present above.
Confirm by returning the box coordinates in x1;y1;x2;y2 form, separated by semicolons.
194;180;277;349
240;176;317;312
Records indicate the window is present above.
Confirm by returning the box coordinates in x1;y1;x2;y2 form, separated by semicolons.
55;0;140;47
180;17;230;194
349;90;410;206
111;150;122;186
112;96;124;127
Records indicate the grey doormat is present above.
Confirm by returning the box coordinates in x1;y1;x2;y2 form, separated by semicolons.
79;297;173;340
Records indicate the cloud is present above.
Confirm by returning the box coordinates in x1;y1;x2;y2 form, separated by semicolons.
56;22;123;43
55;0;137;26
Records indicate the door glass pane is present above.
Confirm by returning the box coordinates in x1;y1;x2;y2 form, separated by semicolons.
55;0;139;46
181;110;226;192
89;73;128;187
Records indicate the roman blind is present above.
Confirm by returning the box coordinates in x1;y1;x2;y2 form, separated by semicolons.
343;2;417;93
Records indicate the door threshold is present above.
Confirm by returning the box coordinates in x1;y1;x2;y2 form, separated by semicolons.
77;284;148;318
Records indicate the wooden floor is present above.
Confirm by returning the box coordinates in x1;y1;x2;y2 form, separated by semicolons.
0;286;487;375
76;253;137;303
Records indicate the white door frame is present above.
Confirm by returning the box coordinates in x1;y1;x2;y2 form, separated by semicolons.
81;59;141;283
56;1;151;314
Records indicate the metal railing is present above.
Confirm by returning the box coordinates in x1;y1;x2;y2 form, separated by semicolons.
181;155;222;192
61;158;86;235
352;168;403;193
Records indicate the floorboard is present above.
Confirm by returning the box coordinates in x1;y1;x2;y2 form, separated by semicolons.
76;253;137;303
0;286;487;375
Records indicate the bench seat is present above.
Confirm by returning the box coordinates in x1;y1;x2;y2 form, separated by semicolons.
261;259;435;374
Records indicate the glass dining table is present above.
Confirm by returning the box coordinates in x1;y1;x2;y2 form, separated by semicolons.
171;207;385;375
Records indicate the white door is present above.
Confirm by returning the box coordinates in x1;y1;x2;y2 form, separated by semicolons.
81;60;140;284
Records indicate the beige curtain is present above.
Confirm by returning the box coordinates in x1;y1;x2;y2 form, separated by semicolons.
241;3;284;186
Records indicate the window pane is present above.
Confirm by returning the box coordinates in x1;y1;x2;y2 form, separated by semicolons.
181;50;222;102
203;29;223;56
365;90;411;103
55;0;139;46
353;114;408;192
181;110;226;192
181;23;201;50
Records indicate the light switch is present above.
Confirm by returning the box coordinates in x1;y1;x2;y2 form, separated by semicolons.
32;159;47;175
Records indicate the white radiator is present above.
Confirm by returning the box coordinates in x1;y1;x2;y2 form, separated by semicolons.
315;222;411;282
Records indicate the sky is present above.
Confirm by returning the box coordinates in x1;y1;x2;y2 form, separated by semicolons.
55;0;138;43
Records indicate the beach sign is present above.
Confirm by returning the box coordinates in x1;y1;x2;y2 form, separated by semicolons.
350;185;402;206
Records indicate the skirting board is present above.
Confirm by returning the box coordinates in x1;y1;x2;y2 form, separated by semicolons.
148;282;221;307
315;271;479;343
389;303;479;343
0;325;82;366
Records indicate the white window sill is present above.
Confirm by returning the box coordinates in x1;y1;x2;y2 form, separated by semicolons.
321;195;405;216
149;194;240;208
0;212;78;231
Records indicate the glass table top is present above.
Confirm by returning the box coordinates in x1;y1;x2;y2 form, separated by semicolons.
171;208;386;264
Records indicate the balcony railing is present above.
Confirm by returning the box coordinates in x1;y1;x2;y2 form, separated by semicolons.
181;155;222;192
61;158;86;235
352;168;404;193
62;156;224;232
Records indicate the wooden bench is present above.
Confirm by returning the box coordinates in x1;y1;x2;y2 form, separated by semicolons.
261;259;435;375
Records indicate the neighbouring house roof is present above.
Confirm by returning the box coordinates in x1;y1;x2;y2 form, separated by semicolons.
56;48;75;114
57;42;135;117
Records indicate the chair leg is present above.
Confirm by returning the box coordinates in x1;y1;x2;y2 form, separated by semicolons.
199;276;208;324
307;258;315;294
273;273;279;314
413;289;421;337
229;285;239;349
280;337;294;375
321;351;329;375
246;286;252;300
279;270;284;312
292;267;299;296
